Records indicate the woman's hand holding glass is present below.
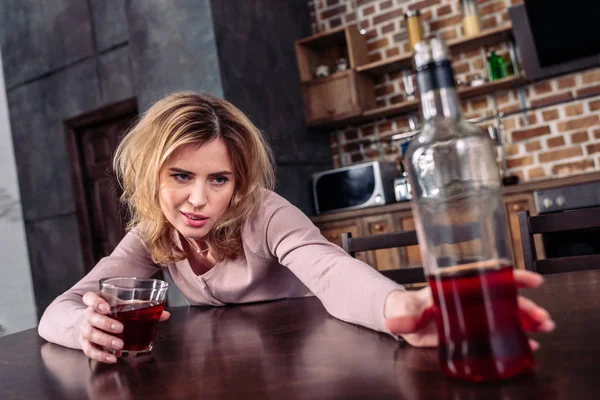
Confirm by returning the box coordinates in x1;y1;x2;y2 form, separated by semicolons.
384;270;556;349
78;292;170;364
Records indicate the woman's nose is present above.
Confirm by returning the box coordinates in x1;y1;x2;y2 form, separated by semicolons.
188;184;208;208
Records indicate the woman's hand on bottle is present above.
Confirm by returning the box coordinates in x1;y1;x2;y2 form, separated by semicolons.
79;291;170;364
383;270;555;349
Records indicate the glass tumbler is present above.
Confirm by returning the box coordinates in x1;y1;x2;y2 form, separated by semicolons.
99;277;169;358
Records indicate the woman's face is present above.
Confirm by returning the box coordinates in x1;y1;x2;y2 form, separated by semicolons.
158;138;236;240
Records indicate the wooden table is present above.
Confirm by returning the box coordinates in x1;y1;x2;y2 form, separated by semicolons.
1;269;600;399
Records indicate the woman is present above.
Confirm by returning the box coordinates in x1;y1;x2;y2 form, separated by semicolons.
38;92;554;363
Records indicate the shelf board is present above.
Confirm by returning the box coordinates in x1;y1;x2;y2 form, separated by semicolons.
362;98;420;119
458;75;527;99
308;75;527;129
355;23;513;76
448;23;513;54
308;99;419;128
296;25;347;49
356;53;412;76
300;69;352;85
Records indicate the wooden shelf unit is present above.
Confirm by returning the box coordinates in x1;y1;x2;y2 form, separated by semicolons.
295;25;369;83
296;23;519;129
296;25;373;125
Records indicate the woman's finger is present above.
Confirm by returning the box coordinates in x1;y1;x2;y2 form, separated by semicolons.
82;292;110;314
513;270;544;289
79;332;117;364
386;306;434;334
398;319;439;348
529;338;540;352
518;296;555;332
85;307;123;335
159;310;170;322
81;321;124;350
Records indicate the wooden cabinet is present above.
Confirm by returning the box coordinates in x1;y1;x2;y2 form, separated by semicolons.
295;24;374;127
314;193;542;272
319;220;358;247
315;198;542;272
301;70;374;126
318;219;367;264
392;211;422;268
295;25;369;82
363;215;400;271
312;174;600;273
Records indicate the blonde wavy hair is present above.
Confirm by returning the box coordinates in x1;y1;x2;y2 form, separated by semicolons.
113;91;275;265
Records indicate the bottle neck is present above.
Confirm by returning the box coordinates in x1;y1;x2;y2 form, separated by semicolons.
420;87;462;121
416;60;462;121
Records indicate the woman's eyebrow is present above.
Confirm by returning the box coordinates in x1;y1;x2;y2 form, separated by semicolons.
169;168;233;176
168;167;195;175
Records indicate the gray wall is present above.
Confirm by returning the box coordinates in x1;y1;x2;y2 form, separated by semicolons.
0;0;136;316
0;0;329;317
211;0;332;212
0;48;37;337
126;0;224;110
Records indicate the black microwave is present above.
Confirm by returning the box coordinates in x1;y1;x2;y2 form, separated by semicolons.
312;161;399;215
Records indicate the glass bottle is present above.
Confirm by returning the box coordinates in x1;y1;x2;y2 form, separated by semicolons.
487;49;506;81
404;39;533;382
404;10;424;51
461;0;482;37
503;54;515;77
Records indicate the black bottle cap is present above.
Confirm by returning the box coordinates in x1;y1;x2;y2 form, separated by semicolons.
414;39;455;92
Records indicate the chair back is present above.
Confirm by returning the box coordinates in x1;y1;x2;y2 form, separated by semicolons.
518;207;600;274
341;231;426;284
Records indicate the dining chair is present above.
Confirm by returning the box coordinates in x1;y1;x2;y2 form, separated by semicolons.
518;207;600;274
341;231;426;284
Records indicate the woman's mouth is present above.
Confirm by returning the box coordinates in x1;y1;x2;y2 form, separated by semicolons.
181;212;208;228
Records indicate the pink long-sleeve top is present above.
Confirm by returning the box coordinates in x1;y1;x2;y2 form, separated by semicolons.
38;191;404;348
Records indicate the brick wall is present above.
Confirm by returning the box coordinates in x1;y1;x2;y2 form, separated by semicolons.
307;0;600;182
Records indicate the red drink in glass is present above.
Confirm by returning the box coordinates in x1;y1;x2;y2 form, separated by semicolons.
429;265;533;381
109;301;165;352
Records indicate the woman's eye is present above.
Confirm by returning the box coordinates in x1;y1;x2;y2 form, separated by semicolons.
211;176;229;185
172;174;190;182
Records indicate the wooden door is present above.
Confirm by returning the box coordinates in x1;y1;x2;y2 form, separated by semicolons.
65;99;138;272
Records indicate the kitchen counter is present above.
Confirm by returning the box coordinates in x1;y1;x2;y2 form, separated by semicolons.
310;171;600;224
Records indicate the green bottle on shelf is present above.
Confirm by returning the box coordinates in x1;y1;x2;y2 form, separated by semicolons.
486;49;506;81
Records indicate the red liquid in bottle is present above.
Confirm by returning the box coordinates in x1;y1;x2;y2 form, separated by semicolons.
429;265;533;381
109;301;165;351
